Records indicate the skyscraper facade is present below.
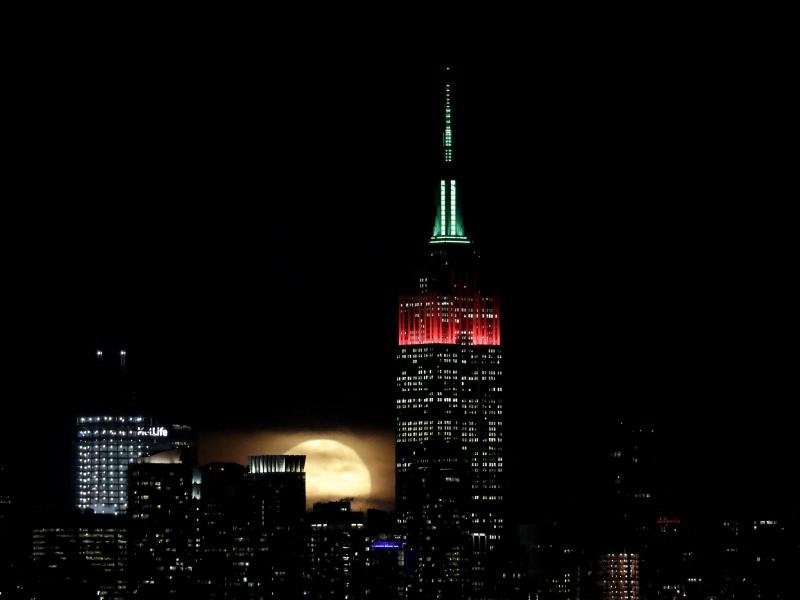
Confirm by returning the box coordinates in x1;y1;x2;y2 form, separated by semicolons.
193;462;250;599
308;500;367;600
598;552;640;600
128;448;195;598
396;65;503;600
607;419;658;540
77;345;194;516
246;455;308;599
30;512;129;599
75;416;192;515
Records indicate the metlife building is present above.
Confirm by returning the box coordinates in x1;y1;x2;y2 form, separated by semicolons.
75;416;193;515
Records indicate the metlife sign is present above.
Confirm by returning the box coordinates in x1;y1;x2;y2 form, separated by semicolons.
77;426;169;438
141;426;169;437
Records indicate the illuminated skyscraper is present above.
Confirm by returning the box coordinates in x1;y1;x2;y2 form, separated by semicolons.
75;416;193;515
396;65;503;600
77;346;195;516
598;553;640;600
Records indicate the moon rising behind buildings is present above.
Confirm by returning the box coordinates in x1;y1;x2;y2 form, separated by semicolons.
199;429;393;511
287;439;372;505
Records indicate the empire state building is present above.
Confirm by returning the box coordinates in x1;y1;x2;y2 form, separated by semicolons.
396;65;504;600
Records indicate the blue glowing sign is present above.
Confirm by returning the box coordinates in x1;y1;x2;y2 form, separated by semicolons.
371;540;404;550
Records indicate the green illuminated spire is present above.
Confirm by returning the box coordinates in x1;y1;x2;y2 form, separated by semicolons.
430;65;470;245
430;178;468;244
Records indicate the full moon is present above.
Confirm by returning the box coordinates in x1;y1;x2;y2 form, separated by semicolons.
286;439;372;507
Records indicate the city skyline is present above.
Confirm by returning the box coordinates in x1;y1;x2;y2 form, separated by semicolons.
5;57;794;523
1;41;797;596
1;45;800;593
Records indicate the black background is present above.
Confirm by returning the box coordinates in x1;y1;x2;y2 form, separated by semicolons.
3;22;796;524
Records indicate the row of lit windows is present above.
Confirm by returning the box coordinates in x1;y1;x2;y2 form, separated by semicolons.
79;416;144;423
401;299;494;309
78;430;164;438
397;397;460;404
400;298;499;318
398;407;503;418
397;375;438;382
77;482;126;487
78;443;148;449
469;461;502;469
78;457;141;463
79;447;143;453
398;347;436;354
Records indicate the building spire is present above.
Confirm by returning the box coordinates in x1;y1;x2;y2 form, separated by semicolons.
430;64;470;245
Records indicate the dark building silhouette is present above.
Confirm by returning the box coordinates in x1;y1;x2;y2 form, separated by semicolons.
396;65;504;600
361;509;405;599
698;517;793;599
518;520;586;600
645;516;703;600
586;417;799;599
128;448;195;598
595;418;661;597
606;419;659;541
487;547;529;600
193;462;250;599
0;462;11;522
0;460;22;597
308;500;367;600
363;540;405;599
29;511;128;600
245;455;308;599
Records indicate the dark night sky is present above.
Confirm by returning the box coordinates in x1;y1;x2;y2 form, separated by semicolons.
3;27;796;522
